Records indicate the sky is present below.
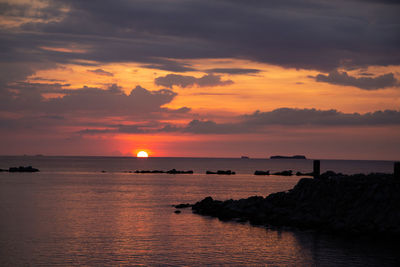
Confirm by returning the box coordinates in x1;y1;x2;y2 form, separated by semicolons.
0;0;399;159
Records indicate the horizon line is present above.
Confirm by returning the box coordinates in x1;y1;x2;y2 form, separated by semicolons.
0;154;397;162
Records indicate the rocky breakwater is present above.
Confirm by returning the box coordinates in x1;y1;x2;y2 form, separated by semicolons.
191;172;400;237
134;169;193;174
0;166;39;172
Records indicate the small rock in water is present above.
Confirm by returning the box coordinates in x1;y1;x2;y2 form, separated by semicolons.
167;169;194;174
272;170;292;176
174;210;181;214
175;203;192;209
8;166;39;172
254;170;270;175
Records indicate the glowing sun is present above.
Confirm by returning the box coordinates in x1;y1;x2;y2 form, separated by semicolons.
137;151;149;158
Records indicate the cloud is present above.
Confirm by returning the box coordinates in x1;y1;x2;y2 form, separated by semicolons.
47;85;181;115
154;74;233;88
78;124;148;135
314;70;398;90
358;72;374;76
177;108;400;134
206;68;261;75
30;77;66;82
242;108;400;126
0;115;66;134
182;119;240;134
87;68;114;76
2;0;399;75
0;83;189;117
77;108;400;135
0;81;193;139
140;59;196;72
77;129;114;135
10;81;70;93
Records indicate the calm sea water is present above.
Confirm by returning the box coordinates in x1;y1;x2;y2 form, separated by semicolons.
0;156;398;266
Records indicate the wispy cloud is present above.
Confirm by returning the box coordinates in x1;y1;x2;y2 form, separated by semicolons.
206;68;261;75
87;68;114;76
155;74;233;88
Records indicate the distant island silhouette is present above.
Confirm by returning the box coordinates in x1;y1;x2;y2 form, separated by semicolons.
270;155;306;159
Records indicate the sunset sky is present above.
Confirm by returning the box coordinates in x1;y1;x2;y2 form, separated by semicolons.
0;0;399;159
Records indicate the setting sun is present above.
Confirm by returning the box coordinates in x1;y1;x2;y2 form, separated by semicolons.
137;151;149;158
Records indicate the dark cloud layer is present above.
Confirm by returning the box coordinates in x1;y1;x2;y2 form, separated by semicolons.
1;0;399;79
243;108;400;126
315;70;398;90
140;60;196;72
0;83;188;117
154;74;233;88
78;108;400;135
180;108;400;134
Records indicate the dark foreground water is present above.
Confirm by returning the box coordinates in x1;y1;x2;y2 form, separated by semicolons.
0;156;398;266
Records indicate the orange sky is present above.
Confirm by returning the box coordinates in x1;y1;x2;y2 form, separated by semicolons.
30;60;400;115
1;0;399;159
3;58;400;159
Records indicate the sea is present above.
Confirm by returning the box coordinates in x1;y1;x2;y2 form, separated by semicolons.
0;156;399;266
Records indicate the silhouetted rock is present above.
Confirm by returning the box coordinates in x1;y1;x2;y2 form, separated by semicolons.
167;169;179;174
175;203;192;209
134;170;165;173
295;171;314;176
167;169;193;174
217;170;235;175
152;170;165;173
134;169;193;174
254;170;270;175
192;172;400;238
272;170;293;176
206;170;235;175
319;170;344;179
174;210;181;214
8;166;39;172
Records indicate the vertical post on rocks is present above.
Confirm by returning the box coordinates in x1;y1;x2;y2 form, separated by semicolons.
313;160;320;179
394;162;400;179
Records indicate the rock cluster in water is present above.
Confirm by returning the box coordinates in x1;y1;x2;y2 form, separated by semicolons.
0;166;39;172
272;170;293;176
254;170;270;175
134;169;193;174
191;172;400;237
124;169;314;176
174;203;192;209
206;170;235;175
254;170;314;176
